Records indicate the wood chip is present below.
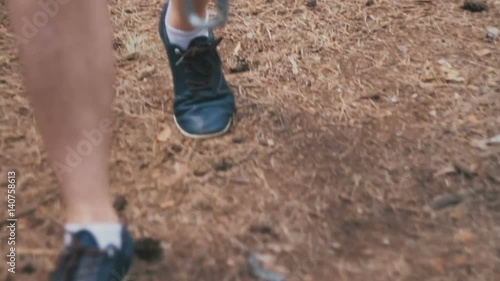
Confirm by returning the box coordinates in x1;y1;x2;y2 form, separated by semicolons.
453;161;477;178
453;229;475;243
138;65;156;80
157;127;172;142
160;200;175;209
433;165;456;178
473;48;492;57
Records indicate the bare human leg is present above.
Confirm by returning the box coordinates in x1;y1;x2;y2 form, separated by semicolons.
7;0;116;224
7;0;134;280
167;0;210;31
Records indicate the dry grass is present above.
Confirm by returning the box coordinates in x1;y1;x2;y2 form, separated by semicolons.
1;0;499;280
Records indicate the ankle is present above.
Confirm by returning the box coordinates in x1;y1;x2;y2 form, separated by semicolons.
67;206;119;224
166;2;207;31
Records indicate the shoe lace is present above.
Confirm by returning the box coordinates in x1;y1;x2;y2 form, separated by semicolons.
59;234;112;281
175;37;223;91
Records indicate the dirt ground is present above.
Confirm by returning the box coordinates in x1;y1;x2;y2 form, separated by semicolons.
1;0;499;280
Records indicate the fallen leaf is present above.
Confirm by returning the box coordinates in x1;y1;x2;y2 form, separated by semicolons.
421;61;438;82
157;127;172;142
440;64;465;83
453;229;475;243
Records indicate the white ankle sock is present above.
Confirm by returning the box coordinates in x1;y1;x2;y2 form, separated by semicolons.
65;223;123;250
165;4;209;50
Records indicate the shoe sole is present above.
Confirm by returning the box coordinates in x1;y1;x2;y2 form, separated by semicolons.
173;114;233;139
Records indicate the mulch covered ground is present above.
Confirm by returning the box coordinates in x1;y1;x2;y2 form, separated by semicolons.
0;0;499;280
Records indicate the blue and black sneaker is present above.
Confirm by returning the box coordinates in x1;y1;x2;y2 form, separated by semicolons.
159;3;236;139
50;228;134;281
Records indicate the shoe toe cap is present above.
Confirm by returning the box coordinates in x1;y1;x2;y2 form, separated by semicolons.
175;108;234;137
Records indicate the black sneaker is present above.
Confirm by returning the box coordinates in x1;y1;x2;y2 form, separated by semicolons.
159;3;236;138
50;228;134;281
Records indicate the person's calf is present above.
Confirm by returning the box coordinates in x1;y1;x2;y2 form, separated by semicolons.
6;1;133;279
7;0;117;224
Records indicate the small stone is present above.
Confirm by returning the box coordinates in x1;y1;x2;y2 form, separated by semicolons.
232;135;245;143
382;238;391;245
157;127;172;142
306;0;317;8
486;27;499;40
428;192;464;210
463;0;489;12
